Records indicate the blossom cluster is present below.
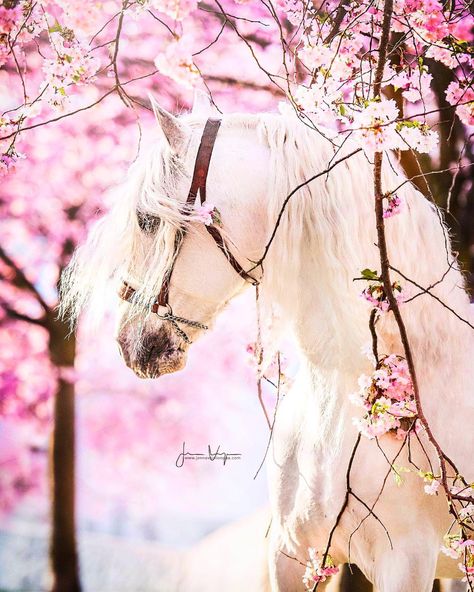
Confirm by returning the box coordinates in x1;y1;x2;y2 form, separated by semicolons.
302;548;339;590
154;37;200;89
382;193;403;219
42;31;100;110
441;533;474;585
0;113;28;177
350;354;417;439
0;0;472;180
192;201;222;226
456;485;474;529
148;0;197;21
0;2;47;66
275;0;473;155
0;3;22;36
352;100;438;156
0;148;25;177
0;3;25;66
359;269;405;312
418;470;440;496
446;81;474;127
361;281;405;312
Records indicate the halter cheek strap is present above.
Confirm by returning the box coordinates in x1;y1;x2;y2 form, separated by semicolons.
188;118;221;204
119;117;259;343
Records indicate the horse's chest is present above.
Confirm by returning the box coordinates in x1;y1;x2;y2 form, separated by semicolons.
269;419;347;523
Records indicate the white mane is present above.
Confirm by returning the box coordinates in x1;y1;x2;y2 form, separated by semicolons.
61;110;473;368
253;114;473;371
60;114;249;325
60;129;191;325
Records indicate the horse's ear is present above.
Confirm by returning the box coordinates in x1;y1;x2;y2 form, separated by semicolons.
148;94;190;153
192;89;219;116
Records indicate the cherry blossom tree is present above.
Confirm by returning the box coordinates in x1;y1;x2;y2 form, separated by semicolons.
0;3;279;590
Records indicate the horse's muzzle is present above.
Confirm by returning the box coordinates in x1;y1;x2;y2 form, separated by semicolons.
117;329;187;379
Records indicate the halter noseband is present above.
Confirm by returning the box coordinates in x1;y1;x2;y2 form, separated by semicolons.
119;117;259;344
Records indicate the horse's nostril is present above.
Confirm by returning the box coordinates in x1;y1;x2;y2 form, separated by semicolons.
147;345;160;364
145;344;176;363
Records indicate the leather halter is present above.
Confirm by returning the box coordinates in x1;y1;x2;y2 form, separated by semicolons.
119;117;258;343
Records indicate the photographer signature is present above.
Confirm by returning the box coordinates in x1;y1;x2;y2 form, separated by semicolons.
175;442;242;468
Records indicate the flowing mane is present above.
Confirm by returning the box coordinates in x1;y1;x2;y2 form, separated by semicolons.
60;114;255;325
254;114;473;369
60;127;191;325
61;111;473;360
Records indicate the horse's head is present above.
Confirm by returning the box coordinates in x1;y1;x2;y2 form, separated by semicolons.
61;98;270;378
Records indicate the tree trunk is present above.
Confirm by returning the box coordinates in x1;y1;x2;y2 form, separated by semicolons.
49;317;81;592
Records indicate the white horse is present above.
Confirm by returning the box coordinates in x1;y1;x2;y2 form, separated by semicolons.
61;98;474;592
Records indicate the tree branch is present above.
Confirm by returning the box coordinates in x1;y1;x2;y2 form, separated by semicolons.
0;245;53;316
0;298;47;327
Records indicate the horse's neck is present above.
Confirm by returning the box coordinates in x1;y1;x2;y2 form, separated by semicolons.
282;263;474;476
285;261;474;395
255;117;474;475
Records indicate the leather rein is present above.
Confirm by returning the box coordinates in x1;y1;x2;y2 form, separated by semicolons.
119;118;258;344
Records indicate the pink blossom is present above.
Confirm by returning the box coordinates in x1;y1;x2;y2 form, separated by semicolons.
460;540;474;550
455;539;474;585
397;123;438;153
303;549;339;589
424;479;440;495
0;42;9;67
441;534;474;563
361;280;405;311
298;42;334;72
383;193;403;218
458;563;474;584
192;202;220;226
351;355;416;440
353;409;400;439
446;82;474;126
406;0;448;42
149;0;198;20
154;37;199;88
276;0;304;25
0;4;22;35
391;70;432;103
293;75;344;120
352;99;401;154
449;15;474;43
426;45;460;69
42;32;100;110
54;1;112;37
245;342;293;393
459;503;474;520
441;545;460;559
0;151;25;177
361;285;390;311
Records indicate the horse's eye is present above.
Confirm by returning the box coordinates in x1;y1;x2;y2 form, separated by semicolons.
136;210;160;234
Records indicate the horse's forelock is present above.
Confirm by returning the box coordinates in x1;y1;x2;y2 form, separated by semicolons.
59;137;191;327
